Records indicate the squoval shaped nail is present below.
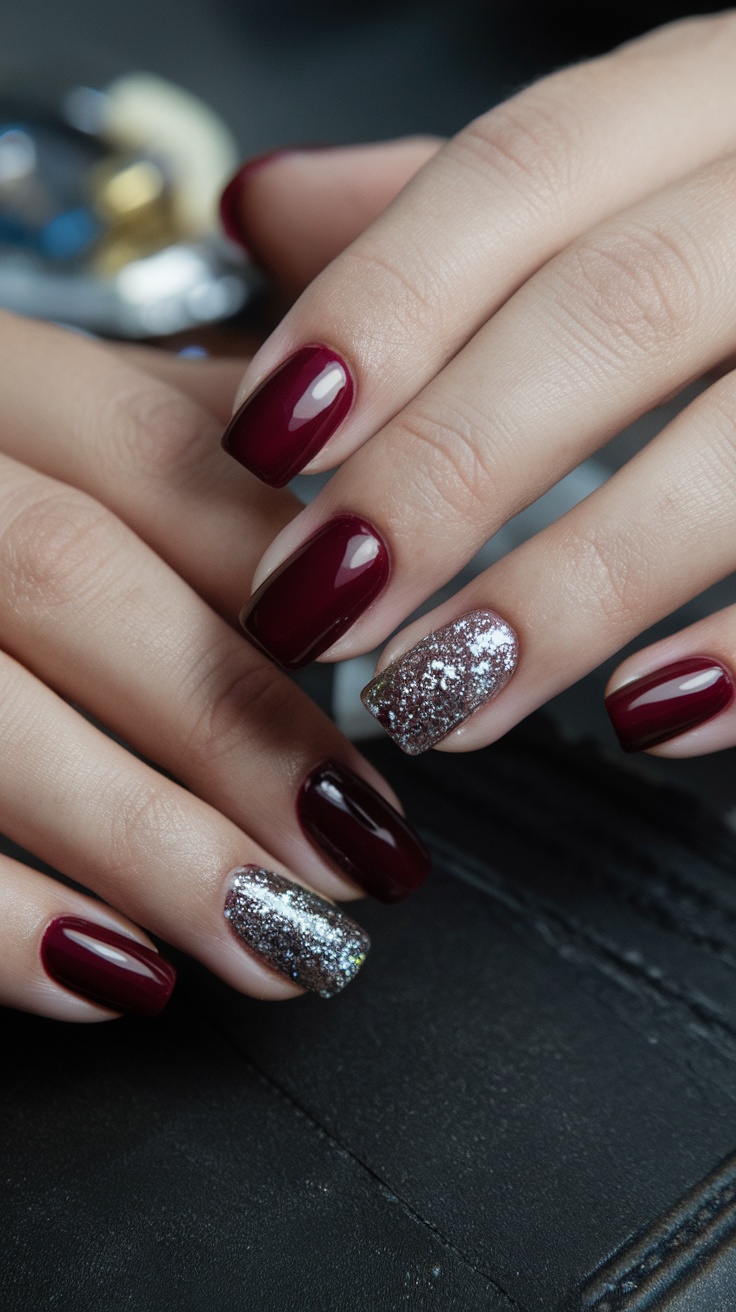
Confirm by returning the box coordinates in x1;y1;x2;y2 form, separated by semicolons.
224;866;370;998
362;610;519;755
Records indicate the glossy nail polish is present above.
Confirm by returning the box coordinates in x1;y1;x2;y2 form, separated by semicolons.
241;515;389;669
41;917;176;1017
224;866;370;997
222;345;354;487
605;657;735;752
299;760;430;901
362;610;519;755
219;151;290;249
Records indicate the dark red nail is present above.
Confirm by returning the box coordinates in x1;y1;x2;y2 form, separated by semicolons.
41;916;176;1017
605;657;735;752
241;515;389;669
222;345;353;487
299;760;431;902
219;151;291;249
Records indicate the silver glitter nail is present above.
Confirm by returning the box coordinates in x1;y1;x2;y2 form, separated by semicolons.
361;609;519;755
224;866;370;998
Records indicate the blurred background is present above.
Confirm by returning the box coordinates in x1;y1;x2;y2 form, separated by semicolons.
1;0;735;809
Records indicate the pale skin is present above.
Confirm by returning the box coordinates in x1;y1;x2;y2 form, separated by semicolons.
8;12;736;1022
0;299;414;1021
231;12;736;761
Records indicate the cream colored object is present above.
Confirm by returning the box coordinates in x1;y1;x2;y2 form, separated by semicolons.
100;74;238;235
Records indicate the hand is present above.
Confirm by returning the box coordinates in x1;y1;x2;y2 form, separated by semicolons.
0;295;430;1021
222;13;736;760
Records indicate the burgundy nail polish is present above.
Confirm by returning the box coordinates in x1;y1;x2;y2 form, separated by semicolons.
299;760;431;902
240;515;389;669
605;657;735;752
41;917;176;1017
222;345;354;487
219;151;291;249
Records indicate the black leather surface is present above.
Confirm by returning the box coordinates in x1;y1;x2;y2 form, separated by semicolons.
4;723;736;1310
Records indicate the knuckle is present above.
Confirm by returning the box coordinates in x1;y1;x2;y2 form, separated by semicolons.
0;484;125;614
183;641;294;771
106;779;191;886
99;380;218;487
562;522;650;634
392;400;499;526
558;222;703;359
336;243;450;352
455;86;586;214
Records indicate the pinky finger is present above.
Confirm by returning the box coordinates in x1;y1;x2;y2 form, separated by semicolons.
0;861;176;1022
605;613;736;757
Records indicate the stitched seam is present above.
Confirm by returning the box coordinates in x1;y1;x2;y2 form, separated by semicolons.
571;1156;736;1310
424;769;736;967
432;760;736;931
429;834;736;1060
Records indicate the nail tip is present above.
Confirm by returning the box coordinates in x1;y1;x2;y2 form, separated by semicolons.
224;866;370;998
298;759;430;900
220;345;354;488
239;515;390;669
360;609;518;755
41;916;176;1018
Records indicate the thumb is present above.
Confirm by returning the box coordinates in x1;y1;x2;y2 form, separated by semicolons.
220;137;442;297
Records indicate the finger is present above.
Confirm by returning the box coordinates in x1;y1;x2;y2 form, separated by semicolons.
108;346;247;423
0;859;175;1021
223;13;736;486
0;312;295;624
0;651;370;1000
0;454;428;903
358;367;736;754
240;150;736;668
605;617;736;757
220;138;442;294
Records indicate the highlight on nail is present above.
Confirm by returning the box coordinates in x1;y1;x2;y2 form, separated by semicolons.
605;655;735;753
221;344;354;487
361;609;519;755
240;514;390;669
40;916;176;1017
298;759;431;902
223;865;370;998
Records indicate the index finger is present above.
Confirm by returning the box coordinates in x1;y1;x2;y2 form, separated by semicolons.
222;14;736;487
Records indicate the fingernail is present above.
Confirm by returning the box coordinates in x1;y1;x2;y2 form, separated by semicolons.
222;345;353;487
240;515;389;669
361;609;519;755
41;917;176;1017
605;656;735;752
298;760;431;902
219;150;292;248
223;865;370;998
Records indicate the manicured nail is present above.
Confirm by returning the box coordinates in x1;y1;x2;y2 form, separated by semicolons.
219;150;291;248
41;916;176;1017
224;866;369;998
361;609;519;755
298;760;430;902
222;345;354;487
240;515;389;669
605;656;735;752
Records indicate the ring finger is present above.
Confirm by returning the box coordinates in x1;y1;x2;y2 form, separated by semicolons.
361;366;736;754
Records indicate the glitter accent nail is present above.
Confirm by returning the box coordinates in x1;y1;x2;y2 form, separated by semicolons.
361;609;519;755
223;866;370;998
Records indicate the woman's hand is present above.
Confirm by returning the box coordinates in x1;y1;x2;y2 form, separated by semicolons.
0;310;430;1023
221;13;736;760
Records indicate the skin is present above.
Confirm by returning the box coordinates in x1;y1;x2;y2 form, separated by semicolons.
231;12;736;763
0;304;411;1021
